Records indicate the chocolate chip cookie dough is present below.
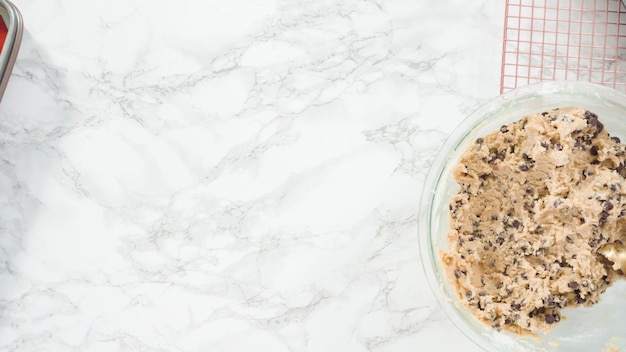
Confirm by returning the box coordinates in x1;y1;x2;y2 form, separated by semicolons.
441;107;626;335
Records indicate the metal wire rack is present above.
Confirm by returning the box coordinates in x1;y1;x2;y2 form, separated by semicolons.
501;0;626;94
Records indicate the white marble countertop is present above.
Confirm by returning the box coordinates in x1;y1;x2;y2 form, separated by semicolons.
1;0;504;350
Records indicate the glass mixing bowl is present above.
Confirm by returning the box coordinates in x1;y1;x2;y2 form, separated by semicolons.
418;81;626;352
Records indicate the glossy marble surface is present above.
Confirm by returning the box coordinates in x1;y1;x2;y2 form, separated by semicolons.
0;0;504;350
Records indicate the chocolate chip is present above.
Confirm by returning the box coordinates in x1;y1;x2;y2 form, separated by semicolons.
511;303;521;311
555;259;569;268
491;215;498;221
591;159;600;164
588;116;604;135
583;169;594;178
454;269;463;279
566;235;574;243
541;111;549;116
595;121;605;133
576;296;586;304
541;141;549;149
498;149;507;161
618;163;626;178
519;164;530;172
476;138;484;145
602;201;614;211
512;220;521;229
545;314;556;324
612;136;621;143
529;307;545;318
465;290;472;299
500;125;509;133
584;110;598;120
568;281;579;289
601;210;610;221
496;237;505;245
590;145;599;155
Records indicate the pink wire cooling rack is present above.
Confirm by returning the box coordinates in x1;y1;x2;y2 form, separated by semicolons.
501;0;626;94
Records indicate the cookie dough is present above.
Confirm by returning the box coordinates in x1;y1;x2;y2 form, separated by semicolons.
441;107;626;335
